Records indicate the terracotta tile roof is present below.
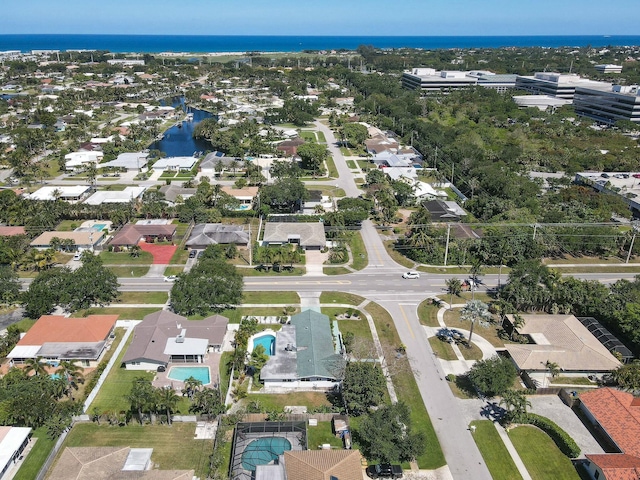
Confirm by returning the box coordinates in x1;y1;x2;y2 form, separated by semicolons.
581;388;640;457
586;454;640;480
0;226;26;236
284;449;363;480
17;315;118;346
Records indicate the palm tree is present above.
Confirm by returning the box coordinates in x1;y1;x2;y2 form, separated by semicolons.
510;314;526;341
460;300;492;345
545;360;561;386
56;361;84;397
500;389;531;424
183;376;203;399
445;278;462;310
24;357;48;377
155;387;180;425
128;377;155;425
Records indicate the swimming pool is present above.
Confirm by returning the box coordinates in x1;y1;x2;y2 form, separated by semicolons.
92;223;106;231
167;366;211;385
241;437;291;471
253;334;275;356
237;204;251;210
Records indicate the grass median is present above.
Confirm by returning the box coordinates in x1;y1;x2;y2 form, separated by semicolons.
470;420;523;480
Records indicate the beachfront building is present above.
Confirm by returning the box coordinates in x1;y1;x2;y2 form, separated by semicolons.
573;84;640;125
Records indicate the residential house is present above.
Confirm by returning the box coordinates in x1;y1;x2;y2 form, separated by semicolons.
262;222;326;250
0;427;32;480
100;152;149;171
276;138;305;157
84;186;146;205
0;226;26;237
422;199;468;222
121;310;228;370
28;185;90;202
30;230;105;251
151;156;198;172
504;314;622;386
257;310;344;390
7;315;118;368
199;152;244;177
580;388;640;480
64;151;103;171
48;447;193;480
186;224;250;249
158;184;197;204
365;134;399;155
281;450;363;480
221;185;258;210
109;223;176;249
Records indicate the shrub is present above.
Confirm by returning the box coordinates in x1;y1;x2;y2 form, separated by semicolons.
523;413;581;458
446;374;456;382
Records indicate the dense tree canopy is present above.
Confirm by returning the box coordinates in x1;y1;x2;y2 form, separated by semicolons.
170;245;243;315
341;362;387;416
467;355;518;397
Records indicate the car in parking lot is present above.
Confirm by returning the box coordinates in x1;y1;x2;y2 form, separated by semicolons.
402;271;420;279
163;275;177;282
188;250;197;258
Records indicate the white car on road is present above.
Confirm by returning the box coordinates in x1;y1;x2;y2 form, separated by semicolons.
163;275;177;282
402;271;420;279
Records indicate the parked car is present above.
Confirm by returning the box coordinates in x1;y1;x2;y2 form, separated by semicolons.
188;249;197;258
366;463;403;479
73;252;82;261
402;271;420;279
163;275;177;282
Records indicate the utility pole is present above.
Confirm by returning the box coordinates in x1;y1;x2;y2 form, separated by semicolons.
626;223;639;264
443;223;452;266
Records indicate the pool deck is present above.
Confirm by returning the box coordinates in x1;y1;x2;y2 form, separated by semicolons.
152;352;222;393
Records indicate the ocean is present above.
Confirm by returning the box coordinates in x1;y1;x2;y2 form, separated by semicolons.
0;35;639;54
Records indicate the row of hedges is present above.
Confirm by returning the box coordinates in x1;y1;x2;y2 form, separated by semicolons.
523;413;581;458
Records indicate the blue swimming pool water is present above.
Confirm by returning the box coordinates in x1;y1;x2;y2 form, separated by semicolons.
167;366;210;384
238;204;250;210
92;223;106;231
253;335;275;356
241;437;291;471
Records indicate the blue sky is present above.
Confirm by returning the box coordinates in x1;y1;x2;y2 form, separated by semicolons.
4;0;639;35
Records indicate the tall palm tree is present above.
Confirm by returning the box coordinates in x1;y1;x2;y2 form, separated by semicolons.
24;357;48;377
460;300;492;345
445;278;462;310
56;361;84;397
155;387;180;425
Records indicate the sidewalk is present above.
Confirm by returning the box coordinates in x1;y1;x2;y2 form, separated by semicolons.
493;422;533;480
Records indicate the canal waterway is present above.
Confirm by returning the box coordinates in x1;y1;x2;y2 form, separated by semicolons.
149;99;214;157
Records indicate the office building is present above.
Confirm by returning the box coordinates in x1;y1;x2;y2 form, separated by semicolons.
574;84;640;125
515;72;610;100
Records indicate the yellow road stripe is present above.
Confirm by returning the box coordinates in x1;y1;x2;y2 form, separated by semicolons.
399;304;415;339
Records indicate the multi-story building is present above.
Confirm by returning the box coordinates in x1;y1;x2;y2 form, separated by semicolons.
574;84;640;125
515;72;610;100
402;68;516;93
595;64;623;74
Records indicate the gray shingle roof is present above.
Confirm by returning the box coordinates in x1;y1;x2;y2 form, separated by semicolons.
186;223;249;247
262;222;326;248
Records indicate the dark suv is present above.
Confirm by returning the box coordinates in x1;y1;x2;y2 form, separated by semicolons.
365;464;403;479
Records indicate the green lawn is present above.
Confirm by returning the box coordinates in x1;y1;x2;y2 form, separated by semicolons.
324;266;352;275
417;300;440;327
107;266;150;277
428;337;458;361
383;241;415;268
219;351;234;400
325;156;339;178
319;292;366;306
78;307;160;320
100;251;154;265
116;291;168;304
316;131;327;143
242;291;300;304
471;420;523;480
443;309;505;348
346;160;357;168
169;248;190;265
307;421;344;449
244;392;331;411
509;426;580;480
459;341;483;361
349;232;368;270
365;302;446;469
89;333;153;413
299;131;318;142
13;427;56;480
163;266;185;276
62;423;213;478
56;220;81;231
